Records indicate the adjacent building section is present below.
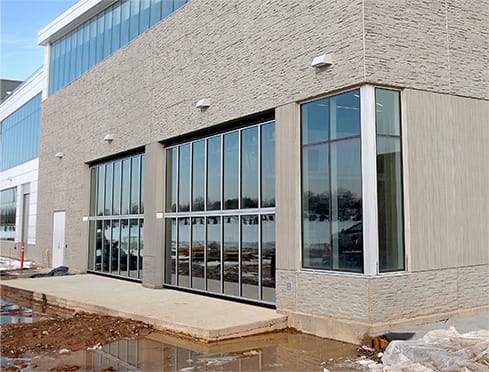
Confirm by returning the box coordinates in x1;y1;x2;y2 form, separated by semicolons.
0;70;44;262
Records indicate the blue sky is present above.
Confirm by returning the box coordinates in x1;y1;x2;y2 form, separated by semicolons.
1;0;78;81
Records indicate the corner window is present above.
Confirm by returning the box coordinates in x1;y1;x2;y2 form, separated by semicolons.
301;86;405;274
375;88;404;272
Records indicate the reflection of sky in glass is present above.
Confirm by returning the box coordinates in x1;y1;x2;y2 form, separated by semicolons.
241;128;258;208
224;133;239;209
179;145;190;211
207;136;221;210
261;123;275;207
192;141;205;210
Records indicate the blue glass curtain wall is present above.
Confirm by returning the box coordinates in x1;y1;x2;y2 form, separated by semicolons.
49;0;189;94
0;94;41;171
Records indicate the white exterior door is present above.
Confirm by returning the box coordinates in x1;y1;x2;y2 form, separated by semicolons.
52;211;66;268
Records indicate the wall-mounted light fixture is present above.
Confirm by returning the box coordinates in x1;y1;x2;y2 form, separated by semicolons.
196;98;210;110
55;152;64;159
311;53;333;68
103;134;114;143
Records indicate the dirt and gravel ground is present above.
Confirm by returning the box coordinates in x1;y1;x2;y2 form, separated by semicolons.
1;309;153;358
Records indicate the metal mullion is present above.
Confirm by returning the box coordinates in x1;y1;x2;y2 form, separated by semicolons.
158;208;276;219
137;218;141;279
189;216;193;288
189;144;193;288
258;214;263;301
220;134;224;210
204;139;208;211
176;146;180;213
88;214;144;221
220;215;223;293
117;219;121;275
238;215;242;297
204;216;207;291
258;123;262;208
238;130;242;210
176;217;179;286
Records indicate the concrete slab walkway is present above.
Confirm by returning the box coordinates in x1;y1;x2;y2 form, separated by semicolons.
0;274;287;342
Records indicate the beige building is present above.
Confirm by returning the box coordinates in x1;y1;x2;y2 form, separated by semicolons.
29;0;489;343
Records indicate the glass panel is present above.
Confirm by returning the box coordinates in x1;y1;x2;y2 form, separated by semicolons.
150;0;162;26
192;141;205;211
223;132;239;209
129;219;139;278
223;216;239;296
88;221;96;270
206;136;221;210
376;89;401;136
96;13;104;62
191;217;205;290
178;145;190;212
178;217;190;287
113;161;121;215
261;215;275;302
102;220;112;272
120;0;130;46
120;219;129;275
261;123;275;207
103;7;113;59
129;0;140;41
105;163;113;215
88;18;97;69
130;156;140;214
330;138;363;272
330;89;360;140
302;143;330;269
89;167;97;216
97;165;105;216
95;220;103;271
165;218;177;285
111;5;121;53
162;0;174;18
111;220;120;275
140;0;150;33
75;28;83;78
121;159;131;215
241;215;259;300
140;155;145;214
138;219;144;278
302;98;328;145
82;24;90;72
166;147;177;212
206;216;221;293
377;137;404;271
241;127;258;208
174;0;186;11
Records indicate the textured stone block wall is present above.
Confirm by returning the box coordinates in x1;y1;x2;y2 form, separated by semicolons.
364;0;489;100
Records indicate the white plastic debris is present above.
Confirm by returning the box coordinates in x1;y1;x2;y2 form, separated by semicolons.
58;348;70;354
382;327;489;371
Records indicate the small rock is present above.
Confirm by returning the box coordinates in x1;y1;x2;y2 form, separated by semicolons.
59;348;70;354
42;331;49;335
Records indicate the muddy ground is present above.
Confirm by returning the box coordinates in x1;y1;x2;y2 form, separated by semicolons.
1;310;153;358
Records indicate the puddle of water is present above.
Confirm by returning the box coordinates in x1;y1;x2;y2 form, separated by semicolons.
1;294;360;371
0;298;33;324
3;332;360;371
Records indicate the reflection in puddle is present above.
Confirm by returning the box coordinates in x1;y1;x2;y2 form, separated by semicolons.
4;332;358;371
0;298;33;324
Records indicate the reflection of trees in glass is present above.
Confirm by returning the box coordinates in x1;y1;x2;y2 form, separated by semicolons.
303;189;361;221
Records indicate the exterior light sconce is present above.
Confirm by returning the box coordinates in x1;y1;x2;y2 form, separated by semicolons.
55;152;64;159
311;53;333;68
103;134;114;143
196;98;210;111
